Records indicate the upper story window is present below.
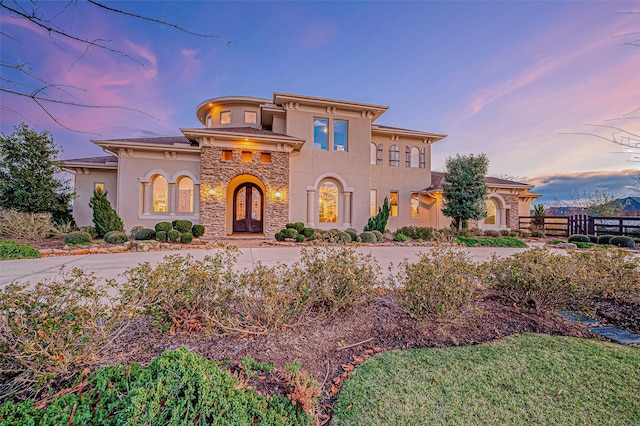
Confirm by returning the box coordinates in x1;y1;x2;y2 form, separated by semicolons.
370;143;377;165
206;115;212;128
405;146;411;167
411;147;420;168
242;151;252;162
244;111;257;124
222;150;233;161
333;120;347;151
220;111;231;124
313;118;329;150
419;147;426;169
377;144;383;165
261;153;271;163
389;145;399;167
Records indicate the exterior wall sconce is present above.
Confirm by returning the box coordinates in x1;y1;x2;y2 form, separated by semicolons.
274;190;282;200
209;188;216;196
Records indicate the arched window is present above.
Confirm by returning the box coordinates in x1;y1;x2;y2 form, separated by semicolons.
178;177;194;213
377;144;383;165
389;145;399;167
371;143;377;165
410;147;420;168
319;181;339;223
152;175;168;212
485;199;497;225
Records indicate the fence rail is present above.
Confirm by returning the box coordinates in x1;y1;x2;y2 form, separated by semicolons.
519;215;640;238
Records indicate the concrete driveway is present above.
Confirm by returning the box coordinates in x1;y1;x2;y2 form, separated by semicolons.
0;245;542;288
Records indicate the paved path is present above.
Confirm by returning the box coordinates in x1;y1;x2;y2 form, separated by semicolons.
0;245;544;288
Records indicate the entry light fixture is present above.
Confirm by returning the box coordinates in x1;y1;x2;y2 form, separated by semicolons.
209;188;216;196
274;190;282;199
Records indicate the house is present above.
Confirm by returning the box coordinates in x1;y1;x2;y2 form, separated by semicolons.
64;92;540;237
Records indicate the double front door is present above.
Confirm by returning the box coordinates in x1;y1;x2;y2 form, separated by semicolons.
233;183;263;233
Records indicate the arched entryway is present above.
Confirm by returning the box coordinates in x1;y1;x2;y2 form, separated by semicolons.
233;183;264;233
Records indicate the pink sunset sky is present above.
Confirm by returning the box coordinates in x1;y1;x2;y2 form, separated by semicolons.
1;1;638;204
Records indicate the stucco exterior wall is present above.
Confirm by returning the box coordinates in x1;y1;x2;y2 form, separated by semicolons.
72;170;117;227
199;145;289;237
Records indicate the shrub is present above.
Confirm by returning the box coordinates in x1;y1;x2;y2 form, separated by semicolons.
0;240;41;260
364;197;390;233
499;229;511;236
396;226;435;241
0;209;54;242
293;222;305;232
568;234;591;243
588;235;599;243
609;236;635;248
0;269;134;396
296;234;306;243
530;229;545;238
89;187;124;238
52;219;76;235
336;231;351;244
180;232;193;244
302;227;315;239
391;245;478;317
192;224;205;237
167;229;180;242
286;223;295;229
155;221;173;232
64;230;92;245
134;228;156;240
371;230;384;242
129;225;144;238
345;229;357;242
328;228;340;236
173;220;193;233
394;232;409;242
0;347;314;425
283;228;298;239
156;230;167;242
483;230;500;237
597;234;615;245
486;248;585;312
104;231;129;244
457;228;483;237
360;231;377;243
275;231;285;242
457;237;528;248
509;229;524;237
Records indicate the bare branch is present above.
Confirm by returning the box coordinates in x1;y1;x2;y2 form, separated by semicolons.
584;123;640;140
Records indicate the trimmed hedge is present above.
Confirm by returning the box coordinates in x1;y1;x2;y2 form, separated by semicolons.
192;224;205;237
156;231;167;242
64;231;92;245
597;235;616;245
360;231;377;243
568;234;590;243
609;236;635;248
173;220;193;233
134;228;156;241
167;229;180;242
155;222;173;232
104;231;129;244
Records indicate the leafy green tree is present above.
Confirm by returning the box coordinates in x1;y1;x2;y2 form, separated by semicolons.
0;124;73;221
364;197;390;233
89;187;124;237
442;154;489;230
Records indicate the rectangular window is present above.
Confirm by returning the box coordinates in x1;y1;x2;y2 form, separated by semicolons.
222;150;233;161
390;191;398;217
370;190;377;217
244;111;257;124
405;146;411;167
313;118;329;150
411;193;419;217
261;153;271;163
206;115;212;128
389;145;399;167
242;151;252;162
220;111;231;124
94;182;105;193
333;120;348;151
376;144;383;166
419;147;426;169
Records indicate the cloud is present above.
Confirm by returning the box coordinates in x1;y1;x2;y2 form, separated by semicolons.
527;169;639;203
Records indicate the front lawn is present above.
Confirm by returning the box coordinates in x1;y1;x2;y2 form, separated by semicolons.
334;334;639;425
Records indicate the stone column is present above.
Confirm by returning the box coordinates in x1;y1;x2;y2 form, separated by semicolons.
342;192;352;228
306;190;316;227
142;182;152;215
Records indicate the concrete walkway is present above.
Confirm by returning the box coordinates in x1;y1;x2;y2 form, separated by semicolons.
0;245;542;288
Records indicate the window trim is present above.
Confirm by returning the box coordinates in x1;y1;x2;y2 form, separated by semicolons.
177;176;194;214
377;144;383;166
313;117;329;150
318;180;340;223
333;119;348;152
410;193;419;217
389;191;399;217
244;111;257;124
220;111;231;124
419;147;426;169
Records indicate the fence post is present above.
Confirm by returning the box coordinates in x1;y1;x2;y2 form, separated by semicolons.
588;216;595;235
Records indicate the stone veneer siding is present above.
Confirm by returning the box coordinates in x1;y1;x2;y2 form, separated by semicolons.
200;146;289;238
502;193;522;230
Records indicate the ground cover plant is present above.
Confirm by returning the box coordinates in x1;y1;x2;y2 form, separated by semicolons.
333;334;640;425
0;240;41;260
456;236;528;248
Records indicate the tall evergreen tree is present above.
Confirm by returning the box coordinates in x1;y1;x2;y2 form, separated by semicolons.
364;197;390;233
0;124;73;220
441;154;489;230
89;187;124;237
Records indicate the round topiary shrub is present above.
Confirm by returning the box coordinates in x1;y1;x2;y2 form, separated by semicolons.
173;220;193;233
328;228;340;236
274;232;285;242
336;231;352;244
302;227;315;239
104;231;129;244
292;222;305;232
394;232;409;242
155;222;172;232
568;234;591;243
180;232;193;244
597;234;615;245
345;229;358;242
360;231;377;243
134;228;156;240
295;234;305;243
156;231;167;242
192;224;205;237
64;231;92;245
285;223;295;229
588;235;599;243
167;229;180;242
283;228;298;239
609;236;635;248
371;230;383;242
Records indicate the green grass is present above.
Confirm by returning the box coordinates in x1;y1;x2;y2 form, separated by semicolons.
0;240;41;260
455;236;528;248
334;334;640;425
